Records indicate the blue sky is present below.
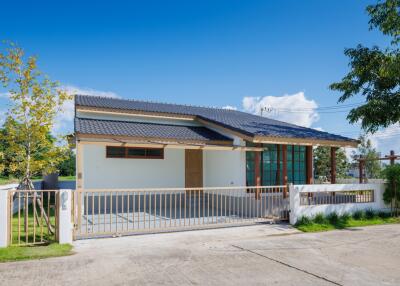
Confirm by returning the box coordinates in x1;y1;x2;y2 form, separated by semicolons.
0;0;398;154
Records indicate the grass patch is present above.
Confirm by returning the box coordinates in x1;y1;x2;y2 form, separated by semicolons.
295;211;400;232
10;192;58;244
59;175;75;181
0;176;19;185
0;175;75;186
0;243;72;262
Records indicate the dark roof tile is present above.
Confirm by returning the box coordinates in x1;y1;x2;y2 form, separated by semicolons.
75;118;233;142
75;95;357;143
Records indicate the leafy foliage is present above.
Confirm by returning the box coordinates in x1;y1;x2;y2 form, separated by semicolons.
314;146;349;181
330;0;400;133
57;149;76;176
0;42;71;188
382;164;400;214
295;210;400;232
352;134;382;178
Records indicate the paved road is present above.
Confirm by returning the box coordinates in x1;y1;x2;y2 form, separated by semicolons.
1;224;400;286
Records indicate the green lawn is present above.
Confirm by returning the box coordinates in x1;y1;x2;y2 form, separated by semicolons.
0;175;76;186
59;175;76;181
0;243;73;262
0;177;18;185
296;216;400;232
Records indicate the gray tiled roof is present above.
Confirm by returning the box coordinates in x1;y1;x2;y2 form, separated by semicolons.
75;118;233;142
75;95;357;143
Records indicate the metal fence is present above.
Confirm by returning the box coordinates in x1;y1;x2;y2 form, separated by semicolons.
74;186;289;239
300;189;374;206
8;190;59;246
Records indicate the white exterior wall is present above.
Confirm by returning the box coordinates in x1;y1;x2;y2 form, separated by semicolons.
202;124;247;188
78;110;249;189
289;183;388;224
203;150;246;187
82;144;185;189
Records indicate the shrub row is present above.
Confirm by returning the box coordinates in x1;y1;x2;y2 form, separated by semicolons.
296;209;391;226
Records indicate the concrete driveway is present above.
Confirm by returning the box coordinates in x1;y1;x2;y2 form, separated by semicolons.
1;224;400;286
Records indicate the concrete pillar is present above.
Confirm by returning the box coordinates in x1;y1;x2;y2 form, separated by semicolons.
58;189;73;244
0;191;9;247
288;184;298;225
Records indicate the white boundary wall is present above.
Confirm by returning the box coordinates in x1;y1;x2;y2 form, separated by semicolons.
289;183;388;225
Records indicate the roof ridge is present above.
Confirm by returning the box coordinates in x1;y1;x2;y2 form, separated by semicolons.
75;94;239;113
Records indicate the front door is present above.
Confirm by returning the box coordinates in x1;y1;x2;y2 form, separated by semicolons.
185;149;203;188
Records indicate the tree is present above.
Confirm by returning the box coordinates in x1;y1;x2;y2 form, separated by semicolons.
352;134;382;178
0;42;70;189
314;147;349;181
57;149;76;177
382;164;400;215
330;0;400;133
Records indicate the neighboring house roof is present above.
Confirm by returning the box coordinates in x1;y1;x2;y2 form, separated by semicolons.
75;95;357;145
75;118;233;143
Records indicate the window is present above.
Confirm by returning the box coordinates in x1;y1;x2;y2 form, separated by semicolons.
106;147;126;158
245;143;307;186
106;146;164;159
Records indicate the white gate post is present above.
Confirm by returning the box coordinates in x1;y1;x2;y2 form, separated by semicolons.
289;184;299;225
58;189;73;244
0;191;9;248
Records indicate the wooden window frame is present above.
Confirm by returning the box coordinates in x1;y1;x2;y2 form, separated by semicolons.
106;146;164;159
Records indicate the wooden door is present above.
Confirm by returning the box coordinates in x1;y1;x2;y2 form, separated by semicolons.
185;149;203;188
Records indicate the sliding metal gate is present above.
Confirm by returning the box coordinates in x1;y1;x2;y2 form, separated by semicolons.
73;186;289;239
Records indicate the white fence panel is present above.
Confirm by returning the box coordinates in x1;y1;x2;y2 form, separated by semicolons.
289;184;389;224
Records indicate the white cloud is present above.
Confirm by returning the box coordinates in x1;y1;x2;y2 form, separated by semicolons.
366;124;400;155
0;92;10;99
242;92;319;128
53;85;120;134
222;105;237;110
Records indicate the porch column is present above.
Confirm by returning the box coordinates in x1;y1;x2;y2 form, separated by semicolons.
359;156;364;184
390;150;395;165
254;150;261;186
330;147;337;184
254;147;262;199
282;145;288;198
282;145;288;185
306;146;313;184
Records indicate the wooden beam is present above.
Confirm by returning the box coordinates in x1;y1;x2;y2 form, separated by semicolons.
253;135;358;148
76;137;264;151
306;146;313;184
330;147;337;184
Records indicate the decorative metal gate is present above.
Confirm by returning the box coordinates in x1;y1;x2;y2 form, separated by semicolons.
73;186;289;239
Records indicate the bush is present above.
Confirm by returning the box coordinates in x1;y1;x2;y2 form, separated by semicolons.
314;213;328;224
326;212;339;225
296;216;312;226
365;209;376;219
378;211;390;218
352;210;365;220
339;213;351;223
382;164;400;214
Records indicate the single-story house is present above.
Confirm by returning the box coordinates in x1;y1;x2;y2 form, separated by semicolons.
74;95;358;190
